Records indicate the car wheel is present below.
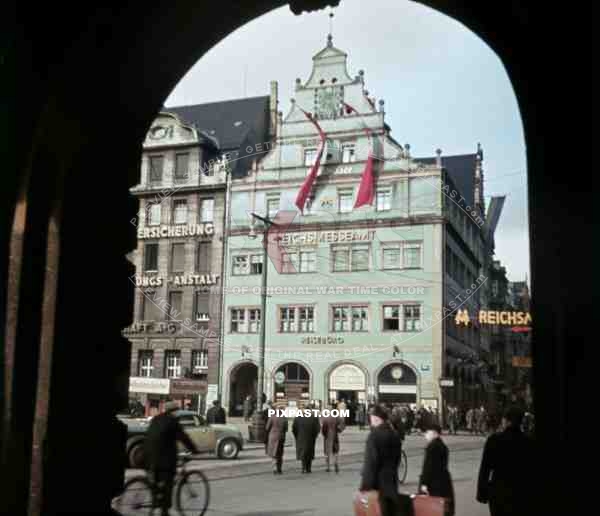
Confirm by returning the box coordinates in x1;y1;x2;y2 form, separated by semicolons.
217;438;239;459
128;441;146;469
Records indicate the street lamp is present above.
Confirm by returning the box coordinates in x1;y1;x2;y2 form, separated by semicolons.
247;211;275;442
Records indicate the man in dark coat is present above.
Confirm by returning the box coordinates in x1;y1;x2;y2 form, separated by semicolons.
477;406;534;516
321;403;344;472
265;408;288;474
206;399;226;424
144;400;199;516
359;404;408;516
419;423;455;516
243;395;252;422
292;405;320;473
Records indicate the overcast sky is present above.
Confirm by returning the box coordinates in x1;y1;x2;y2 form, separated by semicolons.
165;0;529;281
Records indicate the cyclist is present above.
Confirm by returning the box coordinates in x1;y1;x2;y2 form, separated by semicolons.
144;400;199;516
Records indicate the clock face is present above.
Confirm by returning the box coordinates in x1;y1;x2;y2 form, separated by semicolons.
391;366;403;380
315;86;342;119
148;125;174;140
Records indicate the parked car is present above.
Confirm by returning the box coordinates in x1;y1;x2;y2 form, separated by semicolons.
119;410;244;468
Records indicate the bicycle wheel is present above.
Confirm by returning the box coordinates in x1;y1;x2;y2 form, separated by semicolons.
114;477;154;516
176;469;210;516
398;450;408;485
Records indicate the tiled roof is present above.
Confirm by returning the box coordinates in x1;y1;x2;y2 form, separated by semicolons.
415;153;478;207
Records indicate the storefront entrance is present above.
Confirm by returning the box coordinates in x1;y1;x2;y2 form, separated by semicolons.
377;363;418;405
229;362;257;416
273;362;310;407
328;363;367;425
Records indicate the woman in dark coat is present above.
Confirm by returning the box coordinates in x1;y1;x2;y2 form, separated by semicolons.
265;410;288;474
292;407;320;473
419;423;455;516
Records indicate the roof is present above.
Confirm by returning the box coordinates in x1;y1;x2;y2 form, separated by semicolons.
415;153;478;207
163;95;270;151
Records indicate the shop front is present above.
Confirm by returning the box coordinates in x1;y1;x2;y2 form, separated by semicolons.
129;377;170;416
328;363;367;407
376;363;418;405
273;362;310;407
170;378;208;414
128;377;208;416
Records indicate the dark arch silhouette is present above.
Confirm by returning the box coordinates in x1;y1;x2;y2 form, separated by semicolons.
2;2;581;514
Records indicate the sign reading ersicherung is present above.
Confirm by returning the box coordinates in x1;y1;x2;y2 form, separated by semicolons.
137;223;214;239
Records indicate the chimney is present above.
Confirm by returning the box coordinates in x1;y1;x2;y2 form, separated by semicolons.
404;143;411;159
269;80;278;139
436;148;442;167
475;143;485;214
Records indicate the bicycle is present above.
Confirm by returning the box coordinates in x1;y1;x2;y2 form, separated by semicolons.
114;454;210;516
398;449;408;485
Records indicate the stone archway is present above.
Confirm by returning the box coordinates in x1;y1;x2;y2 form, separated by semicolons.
2;3;575;515
272;361;311;407
227;361;257;416
376;361;419;405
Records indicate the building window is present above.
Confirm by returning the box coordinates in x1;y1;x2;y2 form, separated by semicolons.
381;242;422;270
138;350;154;377
173;199;188;224
194;291;210;321
175;153;189;181
165;350;182;379
299;250;317;272
196;242;211;273
200;198;214;223
142;289;159;321
170;243;185;273
168;291;183;319
338;189;353;213
332;245;369;272
403;243;422;269
279;306;315;333
383;305;401;331
192;349;208;372
332;304;368;332
299;306;315;332
149;155;164;183
281;248;316;273
376;188;392;211
303;197;314;215
146;203;161;226
232;253;262;275
304;148;317;167
280;307;296;333
403;304;422;332
278;363;309;382
382;246;401;270
342;144;356;163
144;243;159;272
230;308;260;333
332;306;349;332
266;196;280;219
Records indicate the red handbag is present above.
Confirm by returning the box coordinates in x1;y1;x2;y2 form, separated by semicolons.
353;490;382;516
412;494;447;516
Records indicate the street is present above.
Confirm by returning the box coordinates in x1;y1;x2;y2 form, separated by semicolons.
126;425;490;516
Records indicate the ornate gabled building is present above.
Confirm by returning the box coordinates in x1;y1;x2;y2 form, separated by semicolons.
220;35;500;419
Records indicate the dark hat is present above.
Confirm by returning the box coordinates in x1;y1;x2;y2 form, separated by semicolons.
369;404;389;421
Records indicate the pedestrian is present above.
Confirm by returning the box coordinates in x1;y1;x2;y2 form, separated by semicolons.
144;400;199;516
477;406;534;516
466;407;475;435
418;423;455;516
477;405;487;435
358;404;409;516
265;405;288;474
206;399;226;424
321;402;344;473
243;395;252;422
292;403;320;473
390;405;406;441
